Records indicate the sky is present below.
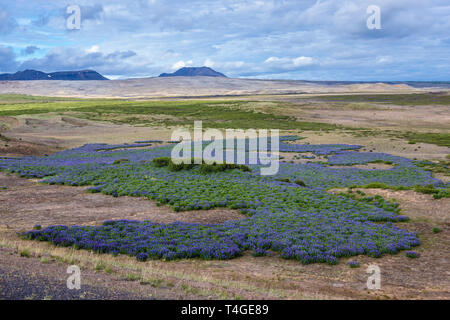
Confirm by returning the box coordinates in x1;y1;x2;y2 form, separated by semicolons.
0;0;449;80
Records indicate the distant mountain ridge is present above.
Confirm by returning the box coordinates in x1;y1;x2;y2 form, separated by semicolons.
159;66;227;78
0;69;108;81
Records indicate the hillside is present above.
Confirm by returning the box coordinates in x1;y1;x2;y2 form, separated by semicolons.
159;66;227;78
0;69;108;81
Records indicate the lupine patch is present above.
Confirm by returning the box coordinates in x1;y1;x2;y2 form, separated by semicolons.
405;251;419;258
0;138;440;264
348;260;360;268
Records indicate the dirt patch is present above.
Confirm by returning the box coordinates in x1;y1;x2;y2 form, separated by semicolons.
3;114;174;152
434;173;450;183
330;163;395;170
0;116;19;131
279;152;394;169
60;116;89;127
279;152;327;164
0;136;60;157
268;97;450;133
0;245;210;300
0;172;246;231
96;143;165;152
331;188;450;225
294;131;449;162
0;247;150;300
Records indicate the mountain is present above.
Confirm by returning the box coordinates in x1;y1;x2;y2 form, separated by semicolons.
159;66;227;78
0;69;108;81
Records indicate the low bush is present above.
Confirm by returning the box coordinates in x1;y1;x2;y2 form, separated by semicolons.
348;260;360;268
276;178;291;183
199;163;250;174
294;179;306;187
405;251;419;258
152;157;171;167
153;157;251;173
113;158;129;165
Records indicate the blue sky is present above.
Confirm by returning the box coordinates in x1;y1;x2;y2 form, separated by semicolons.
0;0;449;80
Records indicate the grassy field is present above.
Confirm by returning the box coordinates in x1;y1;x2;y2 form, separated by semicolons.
1;94;449;147
0;94;343;130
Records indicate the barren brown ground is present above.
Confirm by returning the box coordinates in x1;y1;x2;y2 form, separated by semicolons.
279;151;395;169
299;132;449;161
0;115;174;157
345;189;450;224
0;246;156;300
279;151;327;164
271;99;450;132
1;113;448;162
0;173;245;229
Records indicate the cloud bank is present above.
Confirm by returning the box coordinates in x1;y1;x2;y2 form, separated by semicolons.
0;0;449;80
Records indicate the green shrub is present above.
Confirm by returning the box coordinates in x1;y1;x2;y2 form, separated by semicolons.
276;178;291;183
413;185;450;198
405;251;419;258
152;157;171;167
238;164;251;172
113;158;129;164
433;189;450;199
153;157;250;173
348;261;360;268
414;184;438;195
20;249;31;258
198;163;251;174
370;160;394;165
360;182;389;189
168;161;194;171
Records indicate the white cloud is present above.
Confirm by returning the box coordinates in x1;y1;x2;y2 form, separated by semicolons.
203;58;214;67
171;60;193;70
86;45;100;53
265;56;315;68
18;47;147;77
2;0;450;80
376;56;393;64
265;57;284;63
293;56;314;66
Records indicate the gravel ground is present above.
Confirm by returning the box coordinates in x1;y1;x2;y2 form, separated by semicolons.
0;247;153;300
